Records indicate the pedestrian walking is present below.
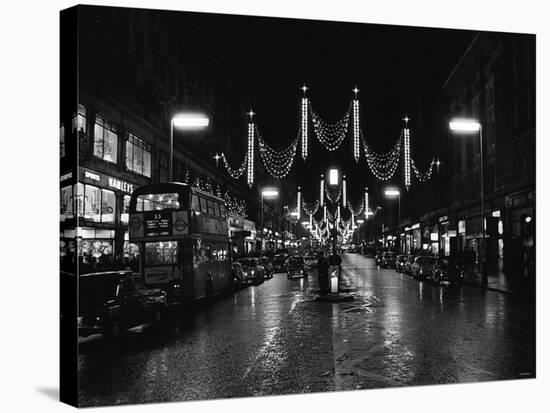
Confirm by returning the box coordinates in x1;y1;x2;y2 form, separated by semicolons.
317;252;329;296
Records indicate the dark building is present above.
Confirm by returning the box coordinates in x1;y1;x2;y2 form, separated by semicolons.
394;32;535;281
60;6;298;269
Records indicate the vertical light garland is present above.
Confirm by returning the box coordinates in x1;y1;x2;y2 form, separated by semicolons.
247;111;255;188
309;213;313;229
343;175;347;207
353;88;360;162
337;205;341;224
323;204;327;223
301;95;308;160
364;187;369;219
404;125;411;190
297;186;302;220
320;174;324;206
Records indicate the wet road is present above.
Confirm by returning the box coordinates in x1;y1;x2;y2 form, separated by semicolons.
78;253;535;406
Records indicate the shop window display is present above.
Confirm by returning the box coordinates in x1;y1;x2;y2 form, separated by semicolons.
79;183;116;223
93;114;118;163
126;133;152;177
60;185;73;221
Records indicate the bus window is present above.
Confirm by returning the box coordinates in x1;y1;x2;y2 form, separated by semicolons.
145;241;177;265
220;204;227;218
214;202;221;217
207;200;216;215
200;197;208;214
191;194;200;211
138;193;179;211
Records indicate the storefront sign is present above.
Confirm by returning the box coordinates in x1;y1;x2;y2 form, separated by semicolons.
81;169;135;194
107;177;134;194
430;233;439;241
438;215;449;224
458;220;465;234
60;171;73;182
448;230;457;237
411;223;420;229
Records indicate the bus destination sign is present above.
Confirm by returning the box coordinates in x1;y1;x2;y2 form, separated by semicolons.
144;211;172;237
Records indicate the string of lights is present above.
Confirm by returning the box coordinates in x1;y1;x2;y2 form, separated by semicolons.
257;127;299;179
411;158;436;182
363;132;402;181
302;199;320;216
347;200;364;217
301;97;309;160
221;152;248;179
353;98;360;162
404;127;411;189
310;104;351;151
247;121;254;187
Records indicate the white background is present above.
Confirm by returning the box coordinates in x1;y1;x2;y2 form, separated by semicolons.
0;0;547;411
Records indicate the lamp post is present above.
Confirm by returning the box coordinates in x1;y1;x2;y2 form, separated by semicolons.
260;188;279;253
384;188;401;251
449;118;487;286
170;113;209;181
328;168;340;255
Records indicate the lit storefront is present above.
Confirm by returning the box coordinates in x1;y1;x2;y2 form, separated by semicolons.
60;168;144;267
243;219;256;254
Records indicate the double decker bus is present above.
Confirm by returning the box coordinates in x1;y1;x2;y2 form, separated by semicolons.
128;182;231;305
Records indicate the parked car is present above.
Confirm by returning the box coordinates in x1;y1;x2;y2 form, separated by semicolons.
232;262;253;289
380;251;397;268
410;256;436;280
77;270;167;340
286;256;306;279
432;257;465;286
272;253;289;273
235;258;265;284
404;255;416;274
395;255;408;272
304;254;318;270
259;256;274;279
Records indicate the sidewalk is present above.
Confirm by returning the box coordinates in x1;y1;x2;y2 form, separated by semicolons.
463;267;535;300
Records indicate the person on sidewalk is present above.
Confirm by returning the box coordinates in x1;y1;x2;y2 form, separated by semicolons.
317;252;329;296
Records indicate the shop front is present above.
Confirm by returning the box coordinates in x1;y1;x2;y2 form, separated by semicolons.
243;219;256;254
60;168;144;270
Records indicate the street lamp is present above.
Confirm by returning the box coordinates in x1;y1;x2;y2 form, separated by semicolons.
449;117;486;286
260;188;279;252
170;113;209;181
384;188;401;251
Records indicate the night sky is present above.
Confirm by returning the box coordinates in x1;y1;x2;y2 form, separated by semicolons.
181;11;475;206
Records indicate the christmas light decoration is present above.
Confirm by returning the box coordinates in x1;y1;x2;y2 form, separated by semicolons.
247;111;255;187
353;88;360;162
365;187;369;219
320;174;324;206
302;199;320;216
342;175;347;207
257;128;299;179
404;125;411;190
297;186;302;220
310;105;350;151
411;158;436;182
362;130;402;181
221;152;248;179
301;88;309;160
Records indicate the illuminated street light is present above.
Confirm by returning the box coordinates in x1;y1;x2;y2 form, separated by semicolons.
384;188;401;251
170;113;209;181
328;168;339;186
449;118;481;133
260;188;279;253
357;219;364;224
449;117;486;286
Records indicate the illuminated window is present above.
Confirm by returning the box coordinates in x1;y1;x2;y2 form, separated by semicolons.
121;195;131;223
79;184;116;223
93;114;118;163
60;185;73;221
126;133;151;177
60;123;66;158
72;103;87;133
